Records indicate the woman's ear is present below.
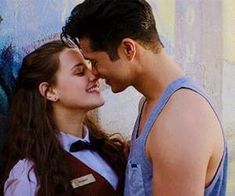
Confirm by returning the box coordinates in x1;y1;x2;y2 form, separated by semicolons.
120;38;136;61
38;82;58;102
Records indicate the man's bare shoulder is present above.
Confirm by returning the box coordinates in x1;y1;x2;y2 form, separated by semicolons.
147;88;223;155
145;88;224;194
153;88;222;137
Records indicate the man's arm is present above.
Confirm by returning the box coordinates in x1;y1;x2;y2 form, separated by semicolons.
146;89;222;196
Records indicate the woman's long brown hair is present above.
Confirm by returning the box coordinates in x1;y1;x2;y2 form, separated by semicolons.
0;40;127;196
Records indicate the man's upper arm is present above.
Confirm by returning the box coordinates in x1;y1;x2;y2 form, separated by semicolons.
148;123;210;196
146;91;214;196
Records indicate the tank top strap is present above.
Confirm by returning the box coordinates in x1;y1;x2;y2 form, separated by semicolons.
140;76;213;140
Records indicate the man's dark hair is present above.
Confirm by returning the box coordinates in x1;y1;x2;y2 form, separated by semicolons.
61;0;164;60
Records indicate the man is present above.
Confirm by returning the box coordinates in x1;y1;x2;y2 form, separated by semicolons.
61;0;227;195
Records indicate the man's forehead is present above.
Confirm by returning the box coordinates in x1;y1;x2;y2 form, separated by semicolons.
79;50;94;62
79;38;92;53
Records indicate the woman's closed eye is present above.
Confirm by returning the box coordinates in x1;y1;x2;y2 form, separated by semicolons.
73;66;85;76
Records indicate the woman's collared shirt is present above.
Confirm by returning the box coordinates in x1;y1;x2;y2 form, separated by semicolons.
4;127;118;196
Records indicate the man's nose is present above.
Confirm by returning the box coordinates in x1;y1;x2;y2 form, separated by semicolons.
88;69;100;82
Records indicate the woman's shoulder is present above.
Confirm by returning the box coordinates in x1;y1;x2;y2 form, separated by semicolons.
8;159;35;179
4;159;38;196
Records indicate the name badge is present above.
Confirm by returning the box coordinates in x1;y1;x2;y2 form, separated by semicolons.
71;174;96;188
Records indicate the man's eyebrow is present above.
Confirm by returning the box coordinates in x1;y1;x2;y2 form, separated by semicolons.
84;57;93;61
84;58;97;66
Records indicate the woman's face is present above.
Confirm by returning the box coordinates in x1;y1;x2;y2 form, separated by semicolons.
53;47;104;111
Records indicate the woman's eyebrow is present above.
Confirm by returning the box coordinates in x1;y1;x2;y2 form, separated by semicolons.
70;63;84;71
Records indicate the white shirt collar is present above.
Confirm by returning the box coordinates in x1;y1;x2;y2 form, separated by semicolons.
58;126;90;152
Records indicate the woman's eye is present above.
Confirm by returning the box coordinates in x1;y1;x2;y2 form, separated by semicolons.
74;68;85;76
75;72;84;76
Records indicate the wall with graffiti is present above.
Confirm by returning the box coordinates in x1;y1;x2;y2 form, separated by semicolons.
0;0;234;195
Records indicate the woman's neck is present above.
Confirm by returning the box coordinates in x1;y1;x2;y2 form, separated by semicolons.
53;107;87;138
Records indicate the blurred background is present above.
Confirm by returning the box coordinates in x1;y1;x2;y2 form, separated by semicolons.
0;0;234;195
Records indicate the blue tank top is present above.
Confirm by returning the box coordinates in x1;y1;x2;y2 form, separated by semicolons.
124;76;228;196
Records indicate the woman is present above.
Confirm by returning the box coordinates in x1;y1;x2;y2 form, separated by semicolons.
0;40;127;196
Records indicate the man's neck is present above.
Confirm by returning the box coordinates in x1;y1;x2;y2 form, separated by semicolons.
133;48;185;103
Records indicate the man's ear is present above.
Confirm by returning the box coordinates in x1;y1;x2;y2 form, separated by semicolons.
38;82;58;102
120;38;136;60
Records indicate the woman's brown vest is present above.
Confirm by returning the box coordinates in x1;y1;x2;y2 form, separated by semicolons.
64;152;122;196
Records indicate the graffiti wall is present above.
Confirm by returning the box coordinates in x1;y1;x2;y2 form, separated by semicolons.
0;0;234;195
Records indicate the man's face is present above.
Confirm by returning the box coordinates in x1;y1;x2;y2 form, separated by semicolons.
79;38;131;93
